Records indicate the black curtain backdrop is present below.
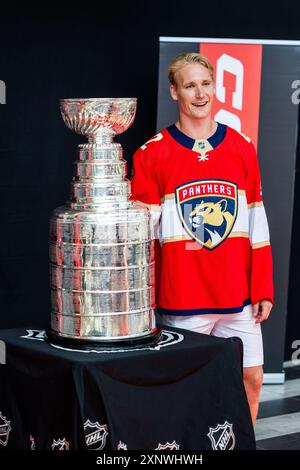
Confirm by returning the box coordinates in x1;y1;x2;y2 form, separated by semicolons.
0;2;299;361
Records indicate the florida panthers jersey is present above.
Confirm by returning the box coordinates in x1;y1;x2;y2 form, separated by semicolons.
131;123;274;316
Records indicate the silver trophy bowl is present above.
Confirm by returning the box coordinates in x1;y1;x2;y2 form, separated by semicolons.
49;98;157;344
60;98;137;137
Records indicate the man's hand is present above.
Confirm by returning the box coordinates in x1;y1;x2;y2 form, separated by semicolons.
252;299;273;324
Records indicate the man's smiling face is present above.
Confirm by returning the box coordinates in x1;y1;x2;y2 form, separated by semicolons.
170;63;214;121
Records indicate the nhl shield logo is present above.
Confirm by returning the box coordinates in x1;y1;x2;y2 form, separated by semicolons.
0;412;11;446
84;419;108;450
117;441;128;450
155;440;180;450
175;179;238;250
207;421;235;450
51;437;69;450
30;435;36;450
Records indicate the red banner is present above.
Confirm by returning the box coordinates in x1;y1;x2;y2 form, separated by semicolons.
200;43;262;149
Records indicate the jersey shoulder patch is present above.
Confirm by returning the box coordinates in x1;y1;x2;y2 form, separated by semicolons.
141;132;164;150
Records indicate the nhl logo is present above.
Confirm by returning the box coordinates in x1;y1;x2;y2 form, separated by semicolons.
117;441;128;450
207;421;235;450
51;437;69;450
84;419;108;450
30;435;35;450
155;440;180;450
20;329;46;341
0;412;11;446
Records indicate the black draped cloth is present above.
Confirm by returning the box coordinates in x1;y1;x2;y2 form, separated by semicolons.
0;326;255;450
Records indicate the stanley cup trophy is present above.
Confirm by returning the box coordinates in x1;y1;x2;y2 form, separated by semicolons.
48;98;159;347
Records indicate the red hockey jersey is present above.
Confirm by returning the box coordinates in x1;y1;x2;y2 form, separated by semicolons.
131;123;274;315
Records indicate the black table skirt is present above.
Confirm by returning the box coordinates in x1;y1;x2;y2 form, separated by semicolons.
0;326;255;450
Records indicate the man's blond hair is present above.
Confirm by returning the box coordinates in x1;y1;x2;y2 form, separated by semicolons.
168;52;214;86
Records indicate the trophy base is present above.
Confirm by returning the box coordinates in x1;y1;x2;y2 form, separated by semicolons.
46;327;163;351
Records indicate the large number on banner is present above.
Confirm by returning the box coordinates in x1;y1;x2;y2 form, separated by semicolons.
215;54;244;132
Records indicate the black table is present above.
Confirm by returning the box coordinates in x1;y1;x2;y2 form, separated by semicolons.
0;326;255;450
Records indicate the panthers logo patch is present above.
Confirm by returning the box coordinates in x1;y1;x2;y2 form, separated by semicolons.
175;180;238;250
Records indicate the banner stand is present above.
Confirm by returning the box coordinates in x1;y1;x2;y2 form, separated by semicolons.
157;37;300;383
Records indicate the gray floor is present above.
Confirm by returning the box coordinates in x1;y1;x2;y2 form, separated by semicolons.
255;367;300;449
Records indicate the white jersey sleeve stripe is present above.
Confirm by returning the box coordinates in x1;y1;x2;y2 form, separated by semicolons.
249;205;270;245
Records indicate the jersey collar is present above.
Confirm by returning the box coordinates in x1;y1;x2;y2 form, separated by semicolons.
167;122;227;151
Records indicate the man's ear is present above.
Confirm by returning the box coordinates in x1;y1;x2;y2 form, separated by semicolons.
170;84;178;101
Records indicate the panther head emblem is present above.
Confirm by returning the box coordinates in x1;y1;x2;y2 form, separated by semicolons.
189;199;234;247
176;180;238;250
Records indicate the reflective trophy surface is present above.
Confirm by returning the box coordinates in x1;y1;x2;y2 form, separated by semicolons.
48;98;158;346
